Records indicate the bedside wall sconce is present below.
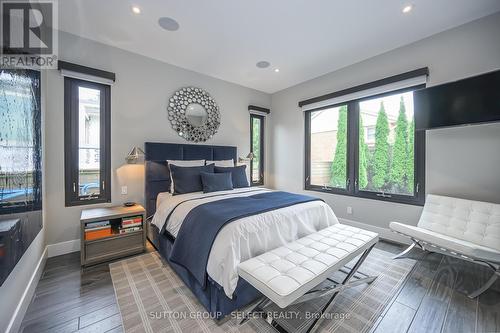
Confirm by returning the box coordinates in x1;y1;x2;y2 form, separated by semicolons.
125;147;145;164
238;152;254;163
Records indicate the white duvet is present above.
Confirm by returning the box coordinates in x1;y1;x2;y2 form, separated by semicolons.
151;187;339;298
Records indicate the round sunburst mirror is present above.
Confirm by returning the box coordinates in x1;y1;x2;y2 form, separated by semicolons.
167;87;220;142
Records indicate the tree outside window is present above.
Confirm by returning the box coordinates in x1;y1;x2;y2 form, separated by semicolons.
308;91;416;197
358;92;415;196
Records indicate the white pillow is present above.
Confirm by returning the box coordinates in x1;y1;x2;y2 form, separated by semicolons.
167;159;205;192
205;159;234;167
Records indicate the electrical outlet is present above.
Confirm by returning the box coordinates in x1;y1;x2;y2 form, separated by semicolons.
347;206;353;215
121;186;128;195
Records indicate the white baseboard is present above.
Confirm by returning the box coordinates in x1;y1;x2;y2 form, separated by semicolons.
47;239;80;258
339;218;412;245
6;247;48;333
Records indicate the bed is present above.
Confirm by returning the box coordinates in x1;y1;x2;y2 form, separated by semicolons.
144;142;338;318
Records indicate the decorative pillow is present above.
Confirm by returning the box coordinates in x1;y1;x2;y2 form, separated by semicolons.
200;172;233;193
167;159;205;192
205;159;234;167
214;165;249;188
170;164;215;195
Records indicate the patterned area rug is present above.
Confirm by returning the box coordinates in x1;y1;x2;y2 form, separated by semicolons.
110;248;415;333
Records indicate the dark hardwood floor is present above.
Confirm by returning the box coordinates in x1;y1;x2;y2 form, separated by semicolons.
19;241;500;333
371;242;500;333
19;242;155;333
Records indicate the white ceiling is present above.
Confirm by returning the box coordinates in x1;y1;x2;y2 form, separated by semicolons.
58;0;500;93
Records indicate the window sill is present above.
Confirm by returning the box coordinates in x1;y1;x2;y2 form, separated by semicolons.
304;185;424;206
65;197;111;207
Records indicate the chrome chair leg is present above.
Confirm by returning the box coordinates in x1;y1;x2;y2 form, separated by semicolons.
468;271;500;299
392;242;416;259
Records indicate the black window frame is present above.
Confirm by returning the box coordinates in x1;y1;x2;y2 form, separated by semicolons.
0;69;42;215
250;114;265;186
304;85;426;206
64;77;111;206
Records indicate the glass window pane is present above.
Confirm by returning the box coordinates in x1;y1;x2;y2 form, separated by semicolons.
0;71;38;205
78;86;100;196
358;91;415;196
310;105;347;189
251;117;261;183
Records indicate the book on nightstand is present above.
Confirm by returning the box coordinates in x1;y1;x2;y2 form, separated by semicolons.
121;215;142;227
119;226;141;234
85;226;112;240
119;215;143;234
85;220;110;229
84;220;112;240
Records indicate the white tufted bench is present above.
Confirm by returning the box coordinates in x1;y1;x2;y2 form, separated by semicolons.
238;224;378;333
390;194;500;298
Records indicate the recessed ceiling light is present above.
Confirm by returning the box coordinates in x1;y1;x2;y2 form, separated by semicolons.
256;61;270;69
274;68;280;73
132;6;141;14
158;17;180;31
402;4;413;13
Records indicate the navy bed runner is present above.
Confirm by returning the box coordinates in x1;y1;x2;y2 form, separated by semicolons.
169;191;322;289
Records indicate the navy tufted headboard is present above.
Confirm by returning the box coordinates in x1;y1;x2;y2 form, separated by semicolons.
144;142;237;219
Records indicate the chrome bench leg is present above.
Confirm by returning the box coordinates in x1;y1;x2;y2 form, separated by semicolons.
239;297;270;325
305;243;376;333
239;244;377;333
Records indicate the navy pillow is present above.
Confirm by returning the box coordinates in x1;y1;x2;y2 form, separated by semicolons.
214;165;249;188
170;164;215;195
200;172;233;193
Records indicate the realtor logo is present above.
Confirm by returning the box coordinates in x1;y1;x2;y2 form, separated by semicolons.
1;0;58;68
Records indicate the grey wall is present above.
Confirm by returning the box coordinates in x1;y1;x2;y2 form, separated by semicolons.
269;12;500;231
426;122;500;202
45;31;270;245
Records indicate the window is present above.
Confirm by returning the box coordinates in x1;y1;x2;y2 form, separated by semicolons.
64;77;110;206
0;69;42;214
309;105;348;190
250;114;264;185
359;91;416;196
305;87;425;205
366;127;375;142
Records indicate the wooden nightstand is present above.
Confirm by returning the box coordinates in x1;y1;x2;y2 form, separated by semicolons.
80;205;146;266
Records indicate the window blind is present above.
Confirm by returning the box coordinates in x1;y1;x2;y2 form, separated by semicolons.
58;61;116;85
300;68;428;112
248;105;270;116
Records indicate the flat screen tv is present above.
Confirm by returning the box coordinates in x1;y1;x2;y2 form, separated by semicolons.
414;70;500;130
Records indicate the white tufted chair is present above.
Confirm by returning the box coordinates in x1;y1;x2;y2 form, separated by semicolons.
390;194;500;298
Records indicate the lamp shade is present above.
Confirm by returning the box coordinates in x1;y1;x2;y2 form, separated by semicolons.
238;152;254;163
125;147;145;164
